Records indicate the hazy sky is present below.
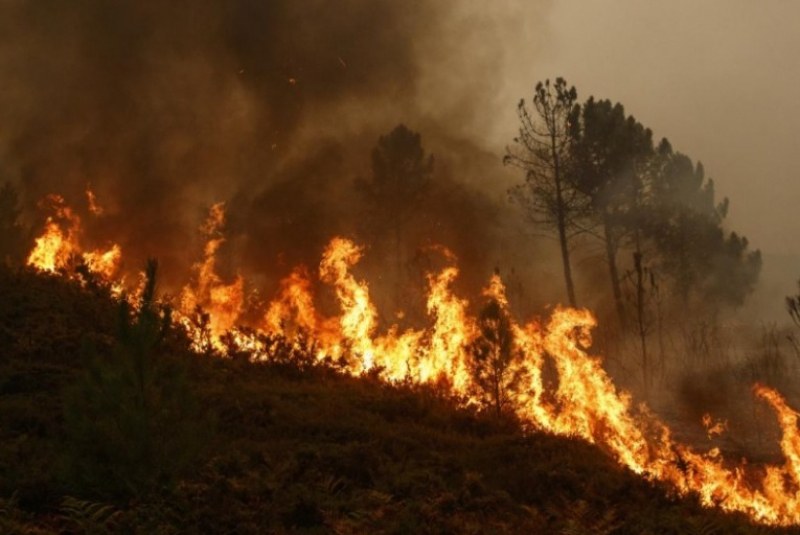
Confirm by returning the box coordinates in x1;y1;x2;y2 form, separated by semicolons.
528;1;800;257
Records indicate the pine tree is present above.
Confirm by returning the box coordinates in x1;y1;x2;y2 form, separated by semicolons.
63;260;208;498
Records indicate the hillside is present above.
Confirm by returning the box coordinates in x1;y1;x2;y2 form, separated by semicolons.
0;266;795;534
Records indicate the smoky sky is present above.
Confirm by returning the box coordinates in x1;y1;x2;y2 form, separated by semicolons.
0;1;432;253
0;0;559;306
2;0;793;318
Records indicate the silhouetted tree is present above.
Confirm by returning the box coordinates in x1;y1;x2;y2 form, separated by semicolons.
647;141;761;310
567;97;761;322
568;98;654;326
358;124;433;311
469;296;523;417
0;182;24;265
787;281;800;358
505;78;584;307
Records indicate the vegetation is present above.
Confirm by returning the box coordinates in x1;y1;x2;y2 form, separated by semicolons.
506;80;761;320
357;124;434;313
0;265;793;534
468;295;524;417
504;78;583;307
62;260;207;499
504;80;762;392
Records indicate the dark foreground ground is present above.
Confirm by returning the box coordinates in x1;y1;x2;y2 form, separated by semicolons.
0;266;796;534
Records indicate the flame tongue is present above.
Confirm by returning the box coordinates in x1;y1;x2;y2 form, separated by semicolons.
319;237;378;370
27;194;121;280
179;202;244;350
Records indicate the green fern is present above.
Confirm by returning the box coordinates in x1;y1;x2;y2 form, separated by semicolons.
59;496;123;534
0;492;49;535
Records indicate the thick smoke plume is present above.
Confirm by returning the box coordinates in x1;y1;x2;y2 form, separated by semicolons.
0;0;557;313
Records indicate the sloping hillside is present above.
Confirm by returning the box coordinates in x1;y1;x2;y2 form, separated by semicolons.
0;266;794;534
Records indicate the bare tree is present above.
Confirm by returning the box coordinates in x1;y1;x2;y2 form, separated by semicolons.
504;78;585;307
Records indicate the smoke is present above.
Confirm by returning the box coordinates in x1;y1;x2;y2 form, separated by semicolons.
0;0;559;312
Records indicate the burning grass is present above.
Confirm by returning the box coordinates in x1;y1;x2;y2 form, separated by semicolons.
12;196;800;529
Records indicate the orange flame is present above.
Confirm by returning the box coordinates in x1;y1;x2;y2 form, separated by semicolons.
257;238;800;526
702;413;728;439
26;195;80;272
27;194;121;281
179;202;244;350
262;266;319;337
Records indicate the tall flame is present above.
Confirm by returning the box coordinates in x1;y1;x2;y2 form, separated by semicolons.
26;195;80;272
179;202;244;350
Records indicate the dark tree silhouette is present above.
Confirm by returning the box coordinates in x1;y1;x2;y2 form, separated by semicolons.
505;78;584;307
622;251;660;395
469;296;523;417
788;281;800;327
647;141;761;310
63;260;206;498
358;124;433;311
567;98;654;326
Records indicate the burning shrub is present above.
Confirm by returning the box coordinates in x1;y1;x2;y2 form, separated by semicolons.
468;297;525;417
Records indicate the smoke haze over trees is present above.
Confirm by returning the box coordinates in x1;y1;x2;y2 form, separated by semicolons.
0;0;535;293
0;0;770;328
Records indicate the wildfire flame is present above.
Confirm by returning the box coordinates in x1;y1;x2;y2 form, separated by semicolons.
22;195;800;526
179;202;244;350
26;194;121;280
703;413;728;439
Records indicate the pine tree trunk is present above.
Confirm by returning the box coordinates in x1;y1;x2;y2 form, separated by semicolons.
557;218;577;308
552;131;577;308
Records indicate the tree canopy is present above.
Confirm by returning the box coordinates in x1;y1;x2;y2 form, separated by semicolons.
506;79;761;328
